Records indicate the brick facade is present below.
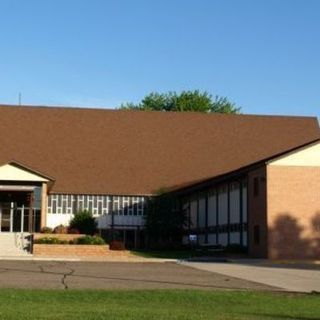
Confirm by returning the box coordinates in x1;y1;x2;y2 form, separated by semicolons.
247;166;268;258
267;166;320;259
33;244;110;256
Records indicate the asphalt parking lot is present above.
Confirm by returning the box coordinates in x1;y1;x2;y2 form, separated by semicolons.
0;260;277;290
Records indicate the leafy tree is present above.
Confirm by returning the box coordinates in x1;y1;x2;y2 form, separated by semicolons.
69;210;97;235
145;189;188;249
121;90;240;114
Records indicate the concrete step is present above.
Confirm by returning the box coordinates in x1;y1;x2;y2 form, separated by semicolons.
0;232;32;255
0;253;30;257
0;252;30;255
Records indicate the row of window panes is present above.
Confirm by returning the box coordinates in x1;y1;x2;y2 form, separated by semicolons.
208;223;248;233
189;223;248;233
48;194;146;216
215;181;246;194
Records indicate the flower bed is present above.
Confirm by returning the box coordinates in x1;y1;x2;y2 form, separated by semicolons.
32;235;110;257
34;233;85;242
34;235;106;245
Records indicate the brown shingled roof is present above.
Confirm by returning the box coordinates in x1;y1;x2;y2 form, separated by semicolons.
0;104;319;195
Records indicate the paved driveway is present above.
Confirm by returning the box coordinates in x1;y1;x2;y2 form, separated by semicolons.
0;260;276;290
182;261;320;293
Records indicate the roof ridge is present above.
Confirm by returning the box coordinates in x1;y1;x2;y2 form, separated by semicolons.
0;103;318;119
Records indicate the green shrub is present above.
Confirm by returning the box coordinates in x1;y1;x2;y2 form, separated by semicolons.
34;237;68;244
53;224;68;234
67;228;80;234
74;235;106;245
146;192;187;249
69;210;97;235
34;236;105;245
40;227;53;234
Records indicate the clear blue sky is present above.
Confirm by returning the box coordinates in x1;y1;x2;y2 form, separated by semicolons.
0;0;319;116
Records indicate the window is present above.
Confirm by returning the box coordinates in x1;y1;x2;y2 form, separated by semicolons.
47;194;147;216
113;196;120;215
253;177;259;197
123;197;130;215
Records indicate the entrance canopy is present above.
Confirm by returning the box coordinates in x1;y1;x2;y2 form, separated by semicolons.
0;162;53;233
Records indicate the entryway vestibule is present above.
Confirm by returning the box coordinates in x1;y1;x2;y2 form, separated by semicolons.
0;187;41;233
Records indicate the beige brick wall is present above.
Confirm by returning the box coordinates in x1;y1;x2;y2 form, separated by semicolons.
267;166;320;259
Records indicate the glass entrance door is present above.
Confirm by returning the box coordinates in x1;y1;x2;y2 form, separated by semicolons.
0;202;27;232
13;206;23;232
0;189;42;233
0;202;40;233
0;203;13;232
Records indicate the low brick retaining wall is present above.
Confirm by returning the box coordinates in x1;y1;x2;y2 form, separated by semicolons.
33;244;110;256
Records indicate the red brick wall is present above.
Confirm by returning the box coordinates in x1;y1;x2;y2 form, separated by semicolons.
33;244;110;256
247;166;268;258
267;166;320;259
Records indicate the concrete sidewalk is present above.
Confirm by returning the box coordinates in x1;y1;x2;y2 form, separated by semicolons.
181;261;320;293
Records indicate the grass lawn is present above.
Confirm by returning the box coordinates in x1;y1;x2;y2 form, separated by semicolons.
0;289;319;319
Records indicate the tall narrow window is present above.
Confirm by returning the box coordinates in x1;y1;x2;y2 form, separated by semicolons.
254;225;260;245
253;177;259;197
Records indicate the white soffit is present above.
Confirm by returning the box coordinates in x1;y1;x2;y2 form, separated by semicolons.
0;163;48;182
268;141;320;167
0;185;35;191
